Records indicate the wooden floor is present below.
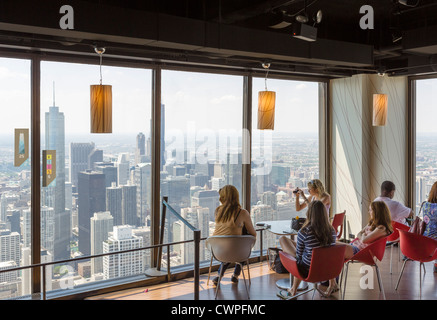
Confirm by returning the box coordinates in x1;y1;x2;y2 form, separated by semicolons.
87;245;437;301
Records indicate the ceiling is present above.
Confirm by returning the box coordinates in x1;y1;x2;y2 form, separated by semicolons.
2;0;437;77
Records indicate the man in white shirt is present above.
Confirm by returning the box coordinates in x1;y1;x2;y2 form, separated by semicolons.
374;181;413;226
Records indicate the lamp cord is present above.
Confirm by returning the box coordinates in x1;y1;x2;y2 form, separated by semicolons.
99;53;103;85
265;68;269;91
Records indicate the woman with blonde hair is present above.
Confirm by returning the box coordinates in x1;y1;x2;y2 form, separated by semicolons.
343;200;393;260
211;185;256;285
295;179;331;214
279;200;337;297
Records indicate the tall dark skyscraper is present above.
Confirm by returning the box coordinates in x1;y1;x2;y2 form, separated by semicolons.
45;104;70;260
122;184;137;226
78;170;106;256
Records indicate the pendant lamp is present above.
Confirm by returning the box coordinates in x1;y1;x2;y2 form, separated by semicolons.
372;93;387;126
257;63;276;130
90;47;112;133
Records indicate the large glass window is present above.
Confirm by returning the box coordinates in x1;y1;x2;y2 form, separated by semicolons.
40;61;151;293
251;78;320;250
161;70;243;268
415;78;437;214
0;58;31;299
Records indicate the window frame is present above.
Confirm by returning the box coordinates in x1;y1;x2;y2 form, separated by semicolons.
0;46;329;298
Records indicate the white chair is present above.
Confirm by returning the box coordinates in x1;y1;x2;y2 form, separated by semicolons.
206;235;256;299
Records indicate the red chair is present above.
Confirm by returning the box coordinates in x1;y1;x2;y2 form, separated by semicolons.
332;211;346;240
386;221;410;274
340;236;388;300
278;244;346;300
395;229;437;298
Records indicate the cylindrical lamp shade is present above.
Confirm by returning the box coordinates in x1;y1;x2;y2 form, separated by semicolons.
90;84;112;133
372;93;388;126
257;91;276;130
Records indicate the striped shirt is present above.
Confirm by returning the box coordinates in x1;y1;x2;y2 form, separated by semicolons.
295;226;337;269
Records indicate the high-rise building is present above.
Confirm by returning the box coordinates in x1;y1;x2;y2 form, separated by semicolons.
179;207;210;263
88;149;103;170
271;164;291;187
95;162;118;188
191;190;220;222
45;104;70;261
106;183;123;226
116;153;130;186
78;170;106;255
122;184;137;226
103;225;144;280
135;132;146;165
69;142;95;187
90;211;113;275
0;230;20;266
134;163;151;226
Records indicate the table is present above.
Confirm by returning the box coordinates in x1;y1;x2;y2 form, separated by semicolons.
257;220;308;291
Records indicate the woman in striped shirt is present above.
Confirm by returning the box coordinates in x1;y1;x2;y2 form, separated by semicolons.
279;200;337;297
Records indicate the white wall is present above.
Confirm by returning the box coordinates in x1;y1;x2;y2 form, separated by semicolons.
330;74;408;237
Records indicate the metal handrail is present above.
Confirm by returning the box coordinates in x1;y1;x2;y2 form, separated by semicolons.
0;205;268;300
159;197;201;300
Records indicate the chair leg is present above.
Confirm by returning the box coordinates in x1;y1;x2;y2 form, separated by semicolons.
341;262;349;300
390;244;393;274
214;265;226;300
395;259;408;290
207;255;213;286
312;283;317;300
246;260;251;285
374;264;386;300
239;263;250;300
419;262;423;300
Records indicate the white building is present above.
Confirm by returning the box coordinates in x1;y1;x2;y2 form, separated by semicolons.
103;225;143;280
90;211;113;275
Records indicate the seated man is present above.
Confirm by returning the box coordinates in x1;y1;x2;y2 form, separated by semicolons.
374;180;413;226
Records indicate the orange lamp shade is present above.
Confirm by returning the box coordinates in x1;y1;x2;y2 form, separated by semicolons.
257;91;276;130
90;84;112;133
372;93;388;126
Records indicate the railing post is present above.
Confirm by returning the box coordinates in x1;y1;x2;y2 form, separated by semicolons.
260;229;263;262
194;229;201;300
42;265;46;300
167;244;171;281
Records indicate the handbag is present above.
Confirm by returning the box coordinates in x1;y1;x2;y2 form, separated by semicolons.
409;201;426;235
409;216;426;235
291;217;306;231
267;247;288;274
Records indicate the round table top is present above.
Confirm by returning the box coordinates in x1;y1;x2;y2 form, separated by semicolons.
256;220;298;236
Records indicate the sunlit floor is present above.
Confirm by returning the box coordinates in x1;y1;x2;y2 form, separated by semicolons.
87;245;437;300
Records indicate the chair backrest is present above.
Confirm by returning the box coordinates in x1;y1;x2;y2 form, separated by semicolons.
206;235;256;263
347;236;388;265
398;229;437;262
306;244;347;283
387;221;410;242
332;211;346;238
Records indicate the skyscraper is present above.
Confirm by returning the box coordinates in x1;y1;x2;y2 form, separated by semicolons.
45;104;70;260
134;163;151;226
78;170;106;256
122;184;137;226
69;142;95;187
90;211;113;275
103;225;144;280
106;183;122;226
135;132;146;165
116;153;130;186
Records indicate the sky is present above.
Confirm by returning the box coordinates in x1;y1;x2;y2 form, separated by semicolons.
0;57;320;142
